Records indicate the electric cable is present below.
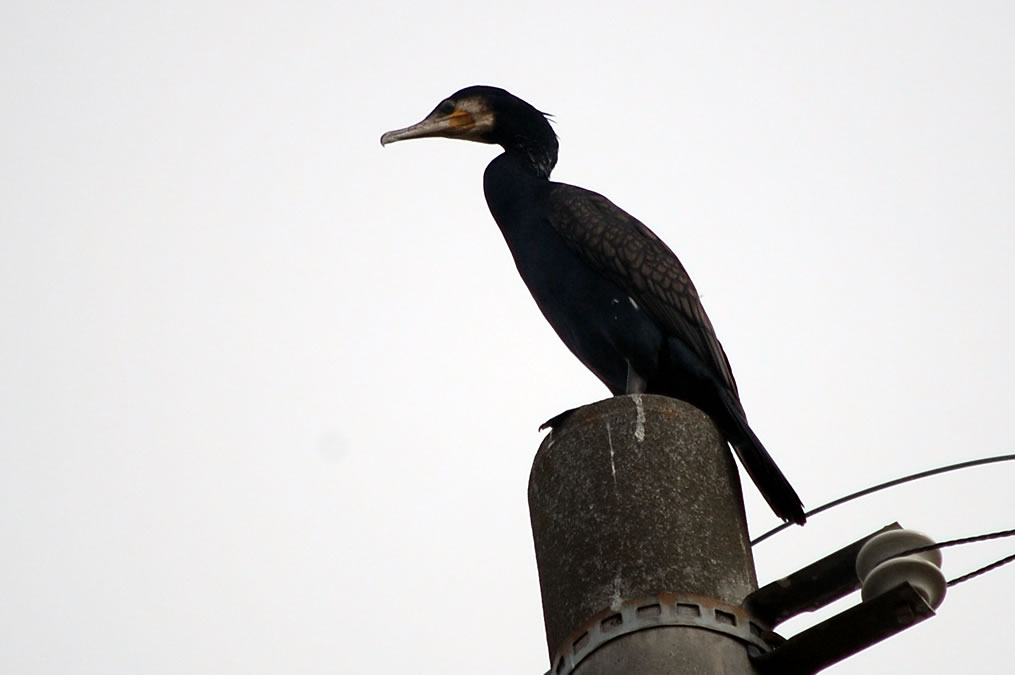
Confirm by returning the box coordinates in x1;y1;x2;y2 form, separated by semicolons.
751;453;1015;546
890;527;1015;587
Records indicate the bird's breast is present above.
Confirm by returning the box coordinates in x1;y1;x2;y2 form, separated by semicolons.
483;168;662;392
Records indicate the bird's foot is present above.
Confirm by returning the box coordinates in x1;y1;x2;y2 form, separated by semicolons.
539;407;578;432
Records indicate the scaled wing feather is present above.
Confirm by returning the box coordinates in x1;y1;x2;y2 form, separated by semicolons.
545;184;740;398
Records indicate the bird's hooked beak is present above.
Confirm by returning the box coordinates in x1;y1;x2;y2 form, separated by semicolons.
380;108;476;146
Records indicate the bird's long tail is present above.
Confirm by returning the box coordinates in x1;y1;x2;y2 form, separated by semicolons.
718;389;806;525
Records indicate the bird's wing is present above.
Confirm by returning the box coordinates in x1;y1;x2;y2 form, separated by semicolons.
546;183;740;396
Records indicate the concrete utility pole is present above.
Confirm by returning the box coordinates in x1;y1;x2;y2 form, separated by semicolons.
529;394;765;674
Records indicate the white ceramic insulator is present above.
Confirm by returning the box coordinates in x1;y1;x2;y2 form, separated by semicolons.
856;529;946;609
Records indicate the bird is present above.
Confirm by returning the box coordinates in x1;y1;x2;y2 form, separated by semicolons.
380;85;805;524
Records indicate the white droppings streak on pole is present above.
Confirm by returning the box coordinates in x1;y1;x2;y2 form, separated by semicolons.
632;393;646;442
606;420;617;485
610;572;624;611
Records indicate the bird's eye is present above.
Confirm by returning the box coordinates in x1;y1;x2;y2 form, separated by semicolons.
438;100;456;115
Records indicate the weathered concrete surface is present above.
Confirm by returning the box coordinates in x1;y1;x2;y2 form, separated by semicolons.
529;394;758;671
574;626;756;675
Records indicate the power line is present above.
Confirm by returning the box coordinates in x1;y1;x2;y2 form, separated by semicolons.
897;527;1015;558
751;453;1015;545
949;552;1015;587
891;527;1015;588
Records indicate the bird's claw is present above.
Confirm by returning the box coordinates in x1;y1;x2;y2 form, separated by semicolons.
539;407;578;431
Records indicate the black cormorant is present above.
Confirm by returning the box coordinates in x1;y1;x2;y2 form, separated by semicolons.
381;85;805;525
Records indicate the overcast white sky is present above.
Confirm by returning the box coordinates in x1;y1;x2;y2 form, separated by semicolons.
2;2;1014;673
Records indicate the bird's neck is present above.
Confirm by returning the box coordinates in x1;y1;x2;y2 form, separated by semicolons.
499;128;557;179
484;153;548;229
514;144;556;179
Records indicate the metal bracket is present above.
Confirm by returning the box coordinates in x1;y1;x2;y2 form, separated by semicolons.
547;592;774;675
750;581;935;674
745;523;902;627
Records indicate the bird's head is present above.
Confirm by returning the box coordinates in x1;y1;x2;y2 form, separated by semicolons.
381;85;558;176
